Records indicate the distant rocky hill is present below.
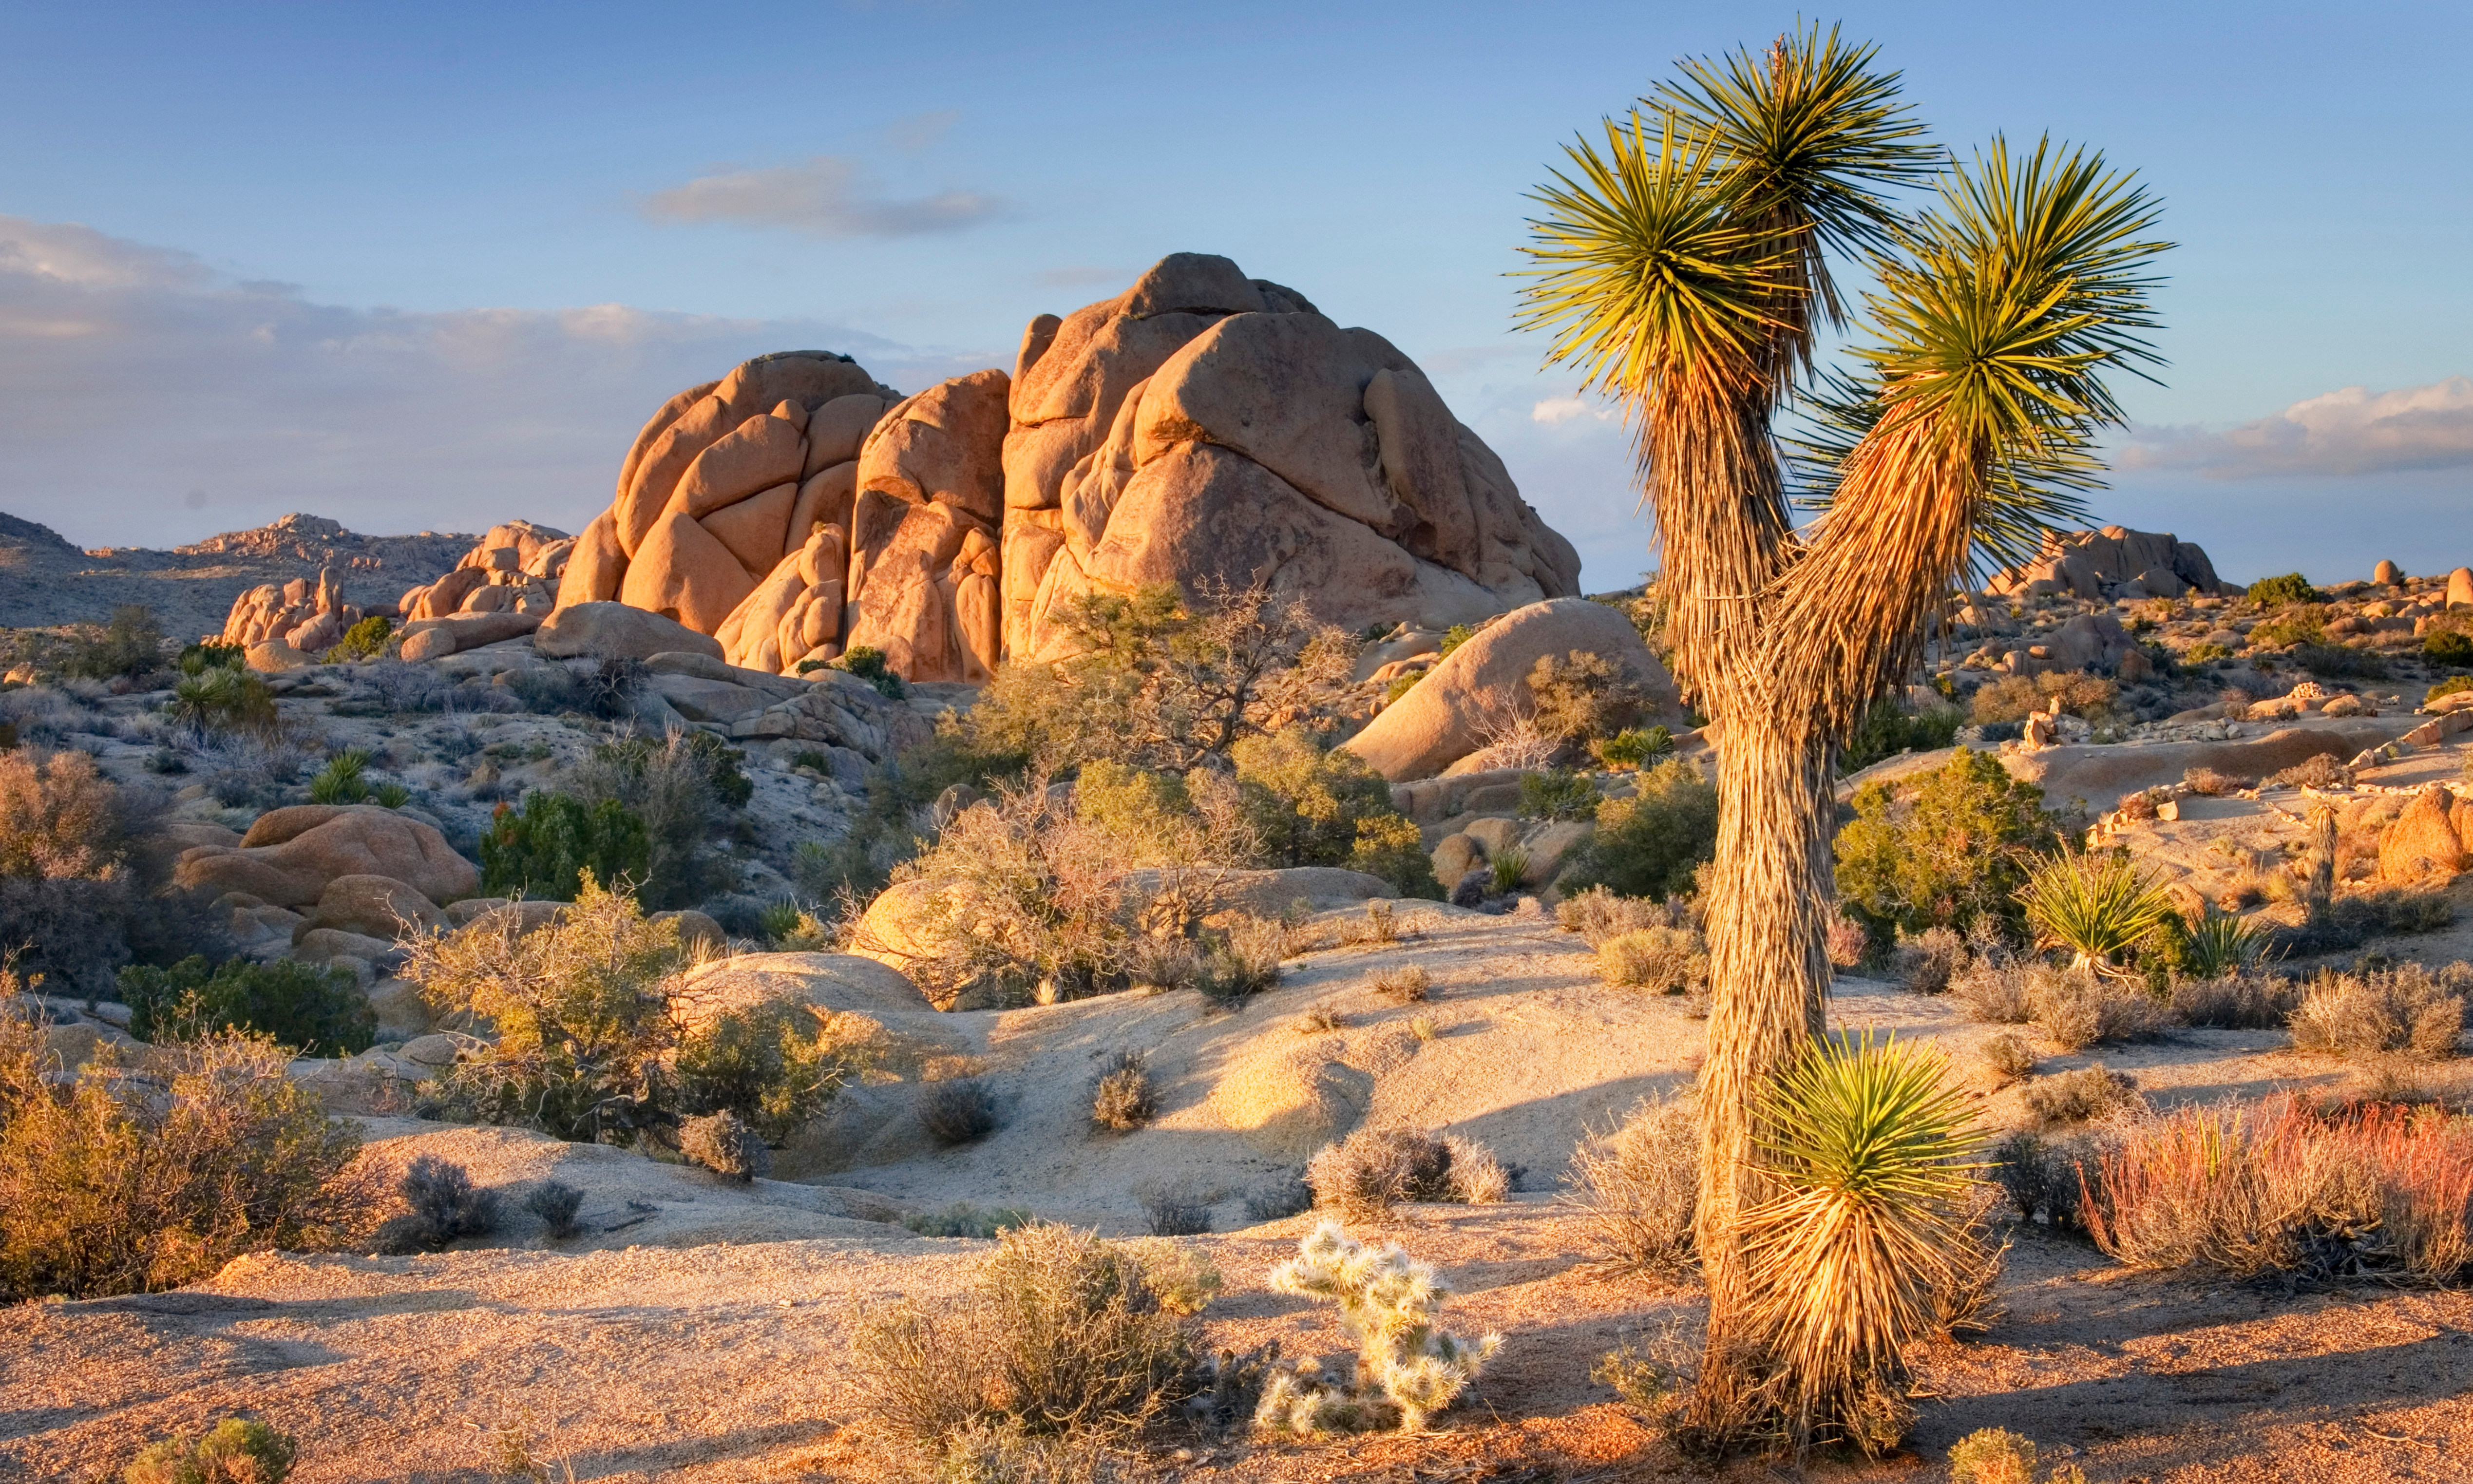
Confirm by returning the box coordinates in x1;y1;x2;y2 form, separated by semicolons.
0;512;476;637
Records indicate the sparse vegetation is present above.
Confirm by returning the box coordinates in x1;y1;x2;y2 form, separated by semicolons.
1596;925;1709;995
566;729;750;908
1133;1178;1213;1236
1969;671;2118;725
679;1109;769;1181
123;1417;297;1484
1371;964;1430;1002
1977;1031;2035;1082
921;1077;1000;1145
902;1203;1034;1239
62;605;168;681
2021;1063;2138;1127
377;1154;502;1253
1566;1088;1697;1275
1088;1049;1157;1132
120;954;375;1056
2286;963;2468;1057
524;1180;584;1239
0;1017;363;1298
1890;925;1966;994
1590;724;1673;770
1556;883;1681;947
1518;767;1600;821
1526;649;1650;745
1304;1127;1459;1222
1558;758;1720;900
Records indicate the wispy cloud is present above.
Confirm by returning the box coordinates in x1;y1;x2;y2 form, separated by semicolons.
0;214;999;547
2120;376;2473;477
640;155;1007;238
883;109;960;156
1531;394;1615;425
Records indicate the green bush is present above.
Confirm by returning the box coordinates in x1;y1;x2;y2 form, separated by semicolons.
1589;725;1673;770
2291;642;2387;680
2183;640;2233;665
121;955;376;1056
831;644;907;699
63;606;167;681
307;747;373;804
673;1001;852;1142
123;1417;297;1484
176;642;246;676
1841;696;1964;773
1233;728;1395;868
0;1018;361;1299
1438;624;1475;659
478;792;650;901
2427;630;2473;666
1558;759;1719;900
2430;675;2473;704
567;730;751;905
1526;649;1648;743
1346;813;1442;899
2246;573;2319;607
1835;747;2058;943
1969;671;2117;725
1519;769;1599;821
2249;605;2327;648
323;614;394;664
166;667;276;733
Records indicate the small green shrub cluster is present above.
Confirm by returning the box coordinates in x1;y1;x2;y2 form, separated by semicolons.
2427;631;2473;666
902;1202;1034;1238
1525;649;1649;744
2429;674;2473;703
1518;768;1600;821
323;614;394;664
123;1418;298;1484
478;792;650;901
1836;748;2057;945
2182;640;2233;665
1559;759;1719;901
1589;725;1673;770
2246;572;2320;607
564;729;750;907
120;955;375;1056
1232;729;1438;896
63;606;167;681
1969;671;2118;725
825;644;906;699
1841;695;1964;772
307;746;375;804
167;666;276;733
177;641;246;676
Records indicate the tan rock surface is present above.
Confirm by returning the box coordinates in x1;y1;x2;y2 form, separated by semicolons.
533;600;722;661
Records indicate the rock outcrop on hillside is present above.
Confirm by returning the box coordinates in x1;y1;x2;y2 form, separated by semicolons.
1988;525;2232;601
559;254;1583;683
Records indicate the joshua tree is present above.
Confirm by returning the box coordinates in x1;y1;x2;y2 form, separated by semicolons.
1521;28;2166;1450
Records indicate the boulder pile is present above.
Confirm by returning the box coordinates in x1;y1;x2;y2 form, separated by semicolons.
556;254;1583;683
1988;526;2232;602
395;520;572;621
218;569;362;656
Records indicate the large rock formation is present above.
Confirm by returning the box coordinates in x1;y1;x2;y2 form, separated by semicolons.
395;521;571;622
218;568;362;655
1002;253;1579;660
1988;526;2231;602
558;256;1582;683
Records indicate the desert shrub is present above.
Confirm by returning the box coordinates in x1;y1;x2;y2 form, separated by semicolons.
121;955;375;1056
0;1018;362;1298
961;582;1356;775
2268;751;2351;789
1836;748;2056;943
2428;630;2473;667
2293;642;2387;680
323;614;394;664
2182;640;2233;666
1890;925;1966;994
124;1417;297;1484
670;1000;852;1141
1841;695;1964;773
857;1222;1206;1454
822;644;905;699
565;729;748;908
1443;1135;1511;1203
2028;966;2171;1051
1518;767;1600;821
1735;1033;1989;1455
2021;1064;2138;1127
1947;1428;2042;1484
2287;963;2469;1057
2430;675;2473;704
2167;904;2272;979
1565;1091;1698;1277
1969;670;2117;725
525;1180;584;1238
1292;1003;1343;1035
177;641;246;676
1596;926;1708;995
1559;758;1719;900
1089;1049;1157;1132
306;746;373;804
2168;970;2300;1029
2182;766;2245;797
1345;813;1441;899
1590;724;1673;771
904;1202;1035;1238
2272;889;2455;955
1305;1127;1456;1222
680;1109;770;1181
922;1077;1000;1145
1977;1031;2035;1081
1243;1172;1314;1222
1556;883;1677;947
2020;849;2177;972
166;666;277;733
757;899;833;950
373;1154;503;1254
1486;846;1529;895
477;792;651;902
1134;1178;1212;1236
1988;1130;2087;1228
62;606;167;681
2081;1094;2473;1284
1195;916;1286;1002
0;745;120;878
2248;605;2327;649
1825;906;1870;968
1370;964;1430;1002
1526;649;1649;744
1257;1221;1502;1434
2247;572;2320;608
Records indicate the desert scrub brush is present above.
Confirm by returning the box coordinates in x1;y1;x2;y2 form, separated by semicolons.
1256;1220;1502;1433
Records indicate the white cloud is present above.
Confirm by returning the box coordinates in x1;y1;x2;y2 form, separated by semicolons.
0;214;994;548
640;156;1006;238
2120;376;2473;477
1531;394;1615;425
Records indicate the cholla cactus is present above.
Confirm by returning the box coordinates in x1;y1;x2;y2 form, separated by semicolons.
1259;1221;1502;1431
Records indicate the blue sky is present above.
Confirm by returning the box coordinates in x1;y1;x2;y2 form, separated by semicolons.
0;0;2466;589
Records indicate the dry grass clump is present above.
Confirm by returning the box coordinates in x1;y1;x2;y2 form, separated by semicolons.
1370;964;1431;1003
1596;925;1709;995
1303;1127;1505;1221
2081;1094;2473;1284
1088;1049;1158;1132
0;745;120;878
524;1180;584;1239
0;1015;365;1298
857;1222;1209;1465
1132;1178;1213;1237
1564;1089;1697;1276
1889;925;1966;994
2169;971;2302;1029
1825;907;1870;969
2269;752;2353;790
921;1077;1000;1145
1556;884;1678;947
1989;1131;2091;1229
1976;1031;2035;1083
679;1109;769;1181
2182;766;2248;797
1292;1004;1343;1036
1952;960;2169;1049
124;1417;297;1484
1196;916;1287;1003
2021;1064;2139;1127
1949;1427;2085;1484
374;1154;502;1254
2287;963;2469;1057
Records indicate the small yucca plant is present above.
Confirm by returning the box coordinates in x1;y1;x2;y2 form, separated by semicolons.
1738;1032;1986;1454
1258;1221;1502;1433
2170;903;2271;979
2019;849;2176;974
308;747;372;804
